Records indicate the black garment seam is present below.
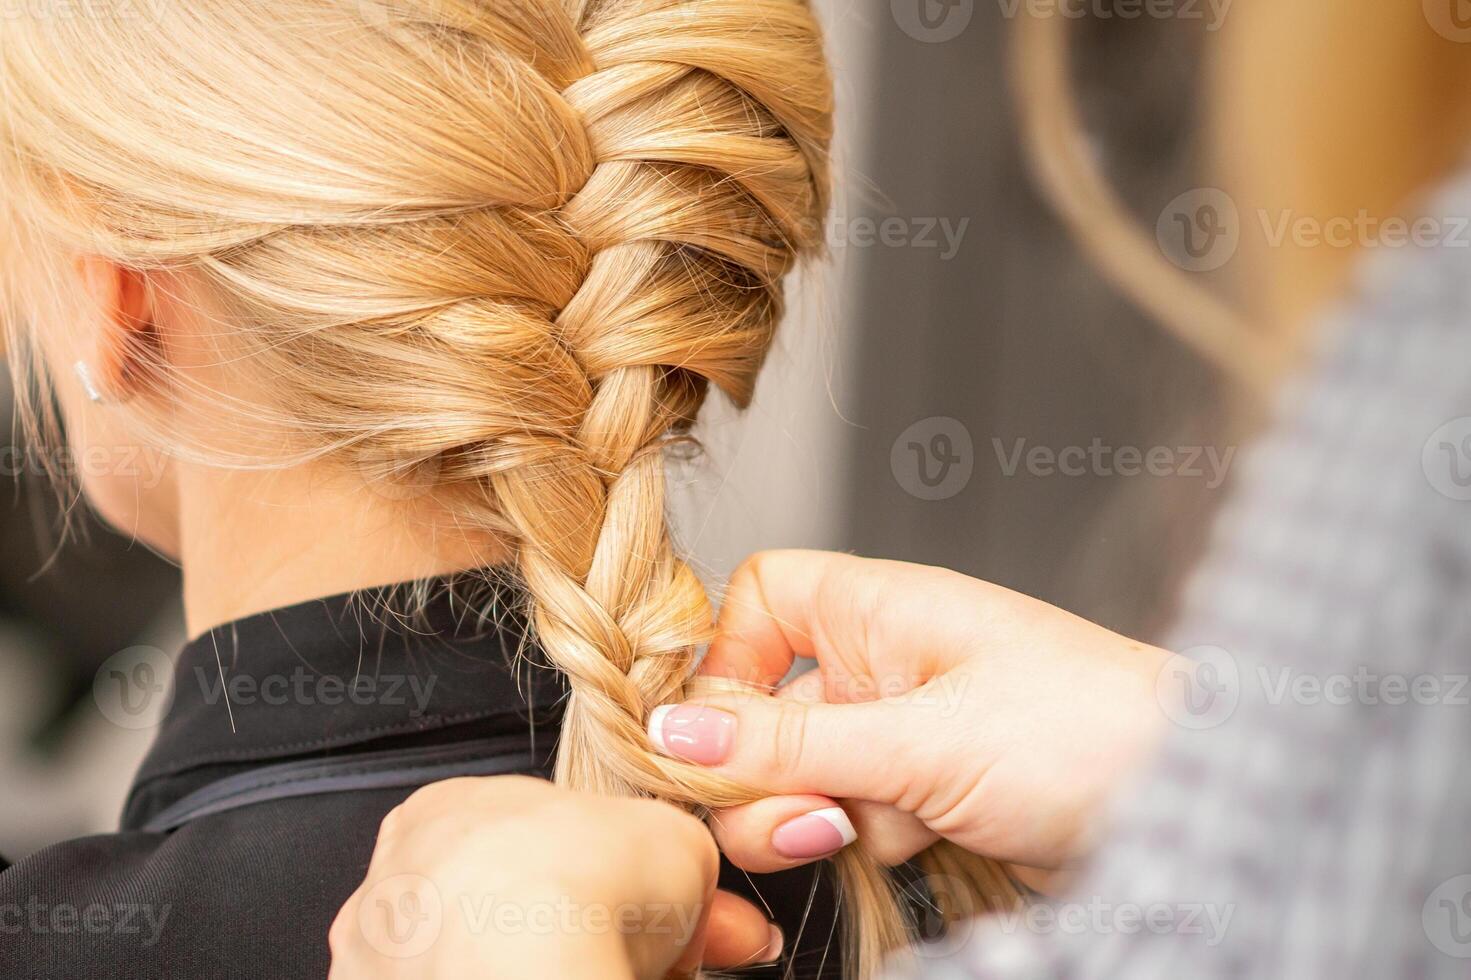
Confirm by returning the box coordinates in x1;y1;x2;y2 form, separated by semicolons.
131;707;518;788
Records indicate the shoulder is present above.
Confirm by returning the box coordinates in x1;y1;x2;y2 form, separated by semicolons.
0;786;410;980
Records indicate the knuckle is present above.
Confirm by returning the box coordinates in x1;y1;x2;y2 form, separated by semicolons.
769;700;812;779
728;552;771;601
669;806;714;849
492;775;559;814
866;835;920;867
662;807;719;880
327;905;354;956
738;548;780;575
493;773;553;794
398;780;450;815
735;549;798;595
416;775;478;803
377;802;407;837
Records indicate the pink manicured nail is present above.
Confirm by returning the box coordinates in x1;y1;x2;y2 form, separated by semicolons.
771;807;858;859
647;704;737;766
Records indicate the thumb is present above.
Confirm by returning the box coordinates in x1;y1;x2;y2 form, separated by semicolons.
647;692;934;808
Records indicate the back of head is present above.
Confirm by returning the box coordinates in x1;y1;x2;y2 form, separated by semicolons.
2;0;830;787
0;1;1016;972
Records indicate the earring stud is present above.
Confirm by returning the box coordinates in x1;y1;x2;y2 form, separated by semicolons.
74;361;104;404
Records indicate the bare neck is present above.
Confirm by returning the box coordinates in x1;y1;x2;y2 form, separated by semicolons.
174;461;506;639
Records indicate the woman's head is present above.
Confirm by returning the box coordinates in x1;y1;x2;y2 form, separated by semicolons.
1;0;832;561
2;2;1019;970
3;0;839;805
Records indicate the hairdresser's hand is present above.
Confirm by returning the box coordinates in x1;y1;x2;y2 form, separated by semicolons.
647;551;1175;881
328;776;782;980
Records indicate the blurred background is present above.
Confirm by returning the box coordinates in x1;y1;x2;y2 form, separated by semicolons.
1;1;1237;857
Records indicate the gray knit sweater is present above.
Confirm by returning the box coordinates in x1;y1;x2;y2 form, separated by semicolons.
897;172;1471;979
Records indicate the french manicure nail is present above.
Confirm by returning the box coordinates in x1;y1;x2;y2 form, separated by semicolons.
646;704;737;766
754;923;784;965
771;807;858;860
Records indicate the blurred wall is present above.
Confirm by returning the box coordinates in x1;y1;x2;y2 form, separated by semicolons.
681;5;1234;642
839;8;1233;641
670;0;875;582
0;371;183;857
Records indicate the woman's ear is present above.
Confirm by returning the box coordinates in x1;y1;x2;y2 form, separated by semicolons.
73;256;161;401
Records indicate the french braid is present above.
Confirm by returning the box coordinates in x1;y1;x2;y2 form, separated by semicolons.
0;0;1021;973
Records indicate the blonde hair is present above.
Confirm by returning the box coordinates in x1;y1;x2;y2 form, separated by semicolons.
0;0;1018;973
1013;1;1471;390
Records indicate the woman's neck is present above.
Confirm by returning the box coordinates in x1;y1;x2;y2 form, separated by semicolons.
174;461;508;638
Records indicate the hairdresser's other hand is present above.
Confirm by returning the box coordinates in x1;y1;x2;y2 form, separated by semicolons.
328;776;781;980
648;551;1174;879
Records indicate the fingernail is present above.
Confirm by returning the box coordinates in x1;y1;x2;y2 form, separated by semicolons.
771;807;858;860
754;923;784;965
647;704;737;766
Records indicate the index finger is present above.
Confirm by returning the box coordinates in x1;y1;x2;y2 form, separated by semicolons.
700;550;836;687
700;550;971;693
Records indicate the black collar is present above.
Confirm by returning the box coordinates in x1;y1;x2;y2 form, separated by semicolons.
123;577;566;826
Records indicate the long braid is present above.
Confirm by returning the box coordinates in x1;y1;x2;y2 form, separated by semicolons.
487;3;1024;973
1;0;1022;973
487;0;830;804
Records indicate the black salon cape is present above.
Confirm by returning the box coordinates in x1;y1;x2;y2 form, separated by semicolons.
0;584;843;979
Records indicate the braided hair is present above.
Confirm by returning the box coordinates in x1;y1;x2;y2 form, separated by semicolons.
0;1;1021;973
